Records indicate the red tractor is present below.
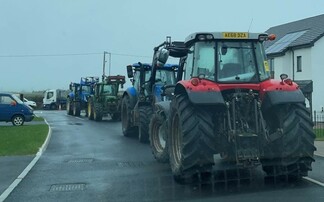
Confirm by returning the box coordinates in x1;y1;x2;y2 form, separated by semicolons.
149;32;316;183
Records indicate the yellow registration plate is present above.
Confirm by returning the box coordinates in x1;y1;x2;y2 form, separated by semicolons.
223;32;249;39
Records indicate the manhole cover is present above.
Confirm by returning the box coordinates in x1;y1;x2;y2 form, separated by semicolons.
117;161;145;168
49;183;86;192
67;158;94;163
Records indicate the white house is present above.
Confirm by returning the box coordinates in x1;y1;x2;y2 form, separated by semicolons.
264;14;324;113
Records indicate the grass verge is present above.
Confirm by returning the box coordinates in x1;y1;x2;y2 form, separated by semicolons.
314;128;324;141
0;124;48;156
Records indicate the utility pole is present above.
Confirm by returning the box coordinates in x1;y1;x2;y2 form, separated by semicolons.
103;51;107;78
102;51;111;78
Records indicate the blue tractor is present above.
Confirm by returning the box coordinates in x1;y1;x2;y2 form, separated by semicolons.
66;76;99;116
121;62;178;143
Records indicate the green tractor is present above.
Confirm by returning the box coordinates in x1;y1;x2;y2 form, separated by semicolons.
87;75;126;121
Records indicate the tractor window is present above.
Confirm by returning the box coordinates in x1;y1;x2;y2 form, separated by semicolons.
217;41;270;82
155;70;176;85
133;70;151;91
192;41;215;80
103;84;115;95
184;46;194;79
82;86;91;93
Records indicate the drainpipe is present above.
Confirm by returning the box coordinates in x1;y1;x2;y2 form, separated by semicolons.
292;49;295;81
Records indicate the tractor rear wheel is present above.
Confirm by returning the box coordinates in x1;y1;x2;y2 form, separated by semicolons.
169;94;217;183
88;100;94;120
138;106;153;143
73;102;81;116
94;103;103;121
149;112;169;163
66;100;73;115
262;103;316;179
121;96;137;137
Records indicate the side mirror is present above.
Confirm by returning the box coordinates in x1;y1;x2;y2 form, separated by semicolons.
127;65;134;78
69;83;73;91
157;48;169;66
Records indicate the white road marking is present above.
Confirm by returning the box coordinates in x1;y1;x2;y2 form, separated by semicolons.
315;153;324;158
303;177;324;187
0;120;52;202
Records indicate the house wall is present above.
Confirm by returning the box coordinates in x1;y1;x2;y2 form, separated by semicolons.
294;48;312;80
311;36;324;111
269;37;324;112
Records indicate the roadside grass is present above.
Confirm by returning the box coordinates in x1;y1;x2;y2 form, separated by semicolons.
314;128;324;141
0;124;48;156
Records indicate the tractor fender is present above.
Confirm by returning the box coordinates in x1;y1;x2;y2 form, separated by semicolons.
174;81;225;106
123;87;137;109
154;101;171;118
261;89;305;112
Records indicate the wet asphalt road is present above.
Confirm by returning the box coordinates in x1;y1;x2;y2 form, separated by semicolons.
5;110;324;202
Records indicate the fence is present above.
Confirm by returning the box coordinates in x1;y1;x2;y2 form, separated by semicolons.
313;111;324;137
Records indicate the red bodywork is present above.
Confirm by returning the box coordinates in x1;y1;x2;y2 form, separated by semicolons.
178;78;300;100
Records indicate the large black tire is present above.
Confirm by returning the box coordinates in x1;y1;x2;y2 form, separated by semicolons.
12;115;25;126
149;112;169;163
138;106;153;143
73;101;81;116
94;103;103;121
88;100;94;120
66;100;73;115
262;103;316;179
121;96;137;137
169;94;217;183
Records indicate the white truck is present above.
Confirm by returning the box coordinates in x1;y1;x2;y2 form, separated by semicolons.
43;89;67;110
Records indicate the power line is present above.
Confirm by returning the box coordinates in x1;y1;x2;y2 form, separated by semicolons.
0;51;151;58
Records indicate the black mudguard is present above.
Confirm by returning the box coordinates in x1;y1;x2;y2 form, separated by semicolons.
261;90;305;112
187;91;225;105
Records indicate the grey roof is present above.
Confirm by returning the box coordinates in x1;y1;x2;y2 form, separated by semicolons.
264;14;324;56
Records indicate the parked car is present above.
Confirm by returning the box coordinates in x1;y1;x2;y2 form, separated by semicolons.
0;92;34;126
23;97;37;108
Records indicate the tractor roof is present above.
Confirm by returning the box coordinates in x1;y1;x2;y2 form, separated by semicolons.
80;76;99;85
161;64;178;71
185;32;269;45
132;63;151;70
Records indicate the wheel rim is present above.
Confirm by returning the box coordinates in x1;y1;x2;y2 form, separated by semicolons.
88;103;91;116
171;113;182;166
153;121;166;152
14;116;23;125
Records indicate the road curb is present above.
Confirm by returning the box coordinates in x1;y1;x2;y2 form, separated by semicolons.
0;120;52;202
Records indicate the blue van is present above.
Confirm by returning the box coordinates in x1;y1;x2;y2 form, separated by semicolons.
0;92;34;126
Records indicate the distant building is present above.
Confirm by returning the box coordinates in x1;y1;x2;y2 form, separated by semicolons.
264;14;324;113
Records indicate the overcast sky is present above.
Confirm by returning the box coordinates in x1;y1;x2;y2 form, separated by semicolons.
0;0;323;92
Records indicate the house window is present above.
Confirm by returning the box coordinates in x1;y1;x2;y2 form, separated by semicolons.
269;58;275;78
297;56;302;72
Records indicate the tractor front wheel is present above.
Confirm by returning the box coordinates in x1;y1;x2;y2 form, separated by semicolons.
149;112;169;163
121;96;137;137
88;100;94;120
94;103;103;121
138;106;153;143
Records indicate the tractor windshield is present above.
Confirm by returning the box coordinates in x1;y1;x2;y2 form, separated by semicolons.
191;40;270;83
102;84;116;95
155;69;176;85
217;41;270;82
81;86;91;93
